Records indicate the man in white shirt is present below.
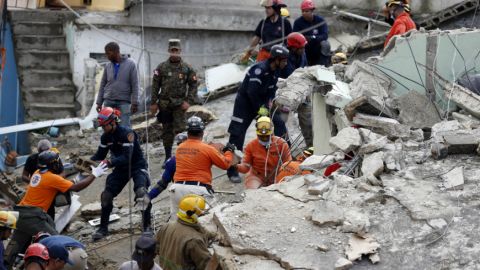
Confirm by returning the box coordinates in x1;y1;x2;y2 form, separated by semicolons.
118;235;161;270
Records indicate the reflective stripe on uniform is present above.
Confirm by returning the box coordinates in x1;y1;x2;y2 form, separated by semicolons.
231;116;243;123
99;144;107;148
122;143;134;147
249;78;262;84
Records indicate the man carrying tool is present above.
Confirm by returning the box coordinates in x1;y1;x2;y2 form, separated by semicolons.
384;0;416;48
242;0;292;63
91;107;152;241
150;39;198;167
157;194;216;270
170;116;235;215
148;133;187;201
293;0;330;66
227;44;290;183
233;116;291;189
5;151;107;268
96;42;140;127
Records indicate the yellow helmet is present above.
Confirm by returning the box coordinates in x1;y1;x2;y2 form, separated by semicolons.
256;116;273;136
177;194;206;224
0;211;18;229
332;52;348;65
387;0;404;7
280;7;290;18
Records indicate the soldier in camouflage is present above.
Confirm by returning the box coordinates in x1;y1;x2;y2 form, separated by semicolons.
150;39;198;165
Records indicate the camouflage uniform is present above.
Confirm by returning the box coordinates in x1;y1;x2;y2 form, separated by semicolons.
151;59;197;150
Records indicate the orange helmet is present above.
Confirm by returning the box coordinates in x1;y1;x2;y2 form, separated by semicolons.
24;243;50;261
97;107;120;126
287;32;308;49
301;0;315;10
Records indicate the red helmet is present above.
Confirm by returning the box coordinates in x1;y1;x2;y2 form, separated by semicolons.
24;243;50;261
97;107;120;126
32;232;51;243
287;32;308;49
301;0;315;10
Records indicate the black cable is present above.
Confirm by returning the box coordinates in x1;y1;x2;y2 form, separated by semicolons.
405;38;427;91
369;63;422;89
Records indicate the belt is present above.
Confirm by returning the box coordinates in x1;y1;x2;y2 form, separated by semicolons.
175;181;214;193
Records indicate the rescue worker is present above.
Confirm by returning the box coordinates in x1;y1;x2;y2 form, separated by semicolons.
91;107;152;241
382;0;412;25
43;243;73;270
281;32;313;147
384;0;416;48
0;211;17;270
293;0;330;66
5;151;107;269
150;39;198;167
244;0;292;62
275;147;314;183
119;234;161;270
148;133;187;201
22;139;52;184
227;44;290;183
24;243;50;270
96;42;140;127
233;117;291;189
171;116;234;216
39;235;87;270
156;195;214;270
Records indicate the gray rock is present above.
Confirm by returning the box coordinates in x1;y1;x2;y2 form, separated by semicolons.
441;166;464;190
341;209;370;237
359;136;389;154
353;113;411;138
395;90;441;128
335;257;353;270
81;202;102;217
308;180;331;195
410;129;424;142
361;152;385;177
427;218;448;230
431;120;460;138
329;127;362;153
312;201;345;226
300;155;336;170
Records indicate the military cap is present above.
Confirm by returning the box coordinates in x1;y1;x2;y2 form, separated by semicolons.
168;39;181;50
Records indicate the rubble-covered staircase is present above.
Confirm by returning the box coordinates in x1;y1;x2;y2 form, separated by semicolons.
9;10;77;122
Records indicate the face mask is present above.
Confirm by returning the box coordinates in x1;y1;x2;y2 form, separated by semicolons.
258;137;271;147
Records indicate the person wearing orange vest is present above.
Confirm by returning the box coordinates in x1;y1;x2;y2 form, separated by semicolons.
275;147;314;183
234;116;291;189
170;116;235;216
384;0;416;48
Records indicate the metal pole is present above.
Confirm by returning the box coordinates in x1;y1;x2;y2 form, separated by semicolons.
336;10;391;28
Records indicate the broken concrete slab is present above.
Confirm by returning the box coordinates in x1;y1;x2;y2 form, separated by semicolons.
359;135;389;155
266;175;321;203
80;202;101;217
329;127;362;153
409;129;425;142
436;133;480;154
344;96;397;121
345;234;380;262
307;180;331;196
311;201;344;226
431;120;461;138
185;105;218;123
341;209;370;237
334;257;353;270
443;81;480;119
345;61;392;99
452;112;480;129
361;151;384;177
395;90;441;128
352;113;410;138
441;166;464;190
300;154;336;170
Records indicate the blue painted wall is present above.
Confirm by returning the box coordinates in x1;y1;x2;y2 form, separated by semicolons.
0;22;28;154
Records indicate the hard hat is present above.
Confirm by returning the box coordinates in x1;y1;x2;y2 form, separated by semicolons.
186;116;205;132
386;0;404;7
269;44;289;59
403;3;411;13
177;194;206;224
287;32;308;49
256;116;273;136
301;0;315;10
332;52;348;64
38;150;64;174
33;232;51;243
175;132;188;145
280;7;290;17
260;0;286;8
0;211;18;230
97;107;120;126
24;243;50;261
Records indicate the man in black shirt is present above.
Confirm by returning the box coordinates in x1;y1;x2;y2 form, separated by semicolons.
22;139;52;183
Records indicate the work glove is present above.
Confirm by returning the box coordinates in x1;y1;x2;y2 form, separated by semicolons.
90;163;108;178
134;194;151;211
222;143;236;153
257;105;269;117
100;160;112;168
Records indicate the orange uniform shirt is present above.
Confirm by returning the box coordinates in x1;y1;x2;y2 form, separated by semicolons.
174;139;233;185
275;160;311;183
237;136;291;179
384;12;416;47
19;170;73;212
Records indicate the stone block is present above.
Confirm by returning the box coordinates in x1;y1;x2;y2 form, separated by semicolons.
303;174;325;186
311;201;344;226
352;113;410;138
395;91;441;128
335;257;353;270
361;151;384;177
307;180;331;195
409;129;425;142
443;82;480;119
441;166;464;190
329;127;361;153
345;234;380;261
344;96;397;121
431;120;460;138
300;155;336;170
359;135;388;155
341;209;370;236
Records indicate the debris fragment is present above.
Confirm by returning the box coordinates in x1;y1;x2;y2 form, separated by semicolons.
334;257;353;270
441;166;464;190
427;218;448;230
300;154;336;170
307;180;331;196
361;151;384;177
395;91;441;128
369;253;380;264
352;113;410;138
311;201;344;226
329;127;362;153
186;105;218;123
345;234;380;261
81;202;102;217
341;210;370;237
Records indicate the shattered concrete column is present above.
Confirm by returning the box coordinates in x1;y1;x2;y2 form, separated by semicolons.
313;87;333;154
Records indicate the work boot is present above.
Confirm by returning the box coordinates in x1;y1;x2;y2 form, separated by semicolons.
162;146;172;169
92;227;108;241
227;167;241;183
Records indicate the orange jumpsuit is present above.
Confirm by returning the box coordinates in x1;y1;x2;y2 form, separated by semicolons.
275;161;312;183
174;138;233;185
384;11;416;47
237;136;291;189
